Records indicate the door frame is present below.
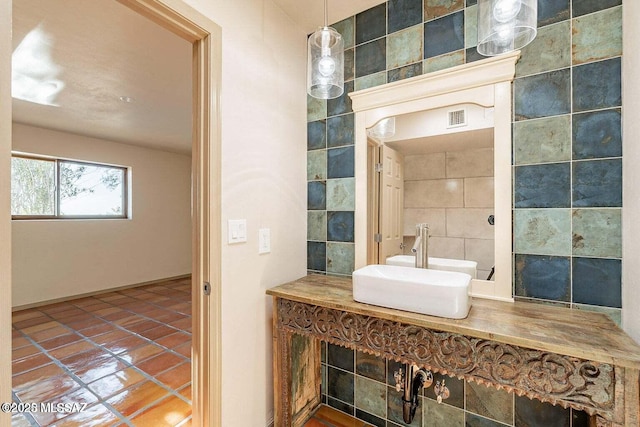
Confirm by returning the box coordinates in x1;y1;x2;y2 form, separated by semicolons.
0;0;222;425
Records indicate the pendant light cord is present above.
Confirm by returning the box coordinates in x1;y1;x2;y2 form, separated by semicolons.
324;0;328;27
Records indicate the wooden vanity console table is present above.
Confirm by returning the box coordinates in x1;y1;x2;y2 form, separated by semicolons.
267;275;640;427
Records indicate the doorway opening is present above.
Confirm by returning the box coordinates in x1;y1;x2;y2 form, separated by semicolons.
3;0;222;425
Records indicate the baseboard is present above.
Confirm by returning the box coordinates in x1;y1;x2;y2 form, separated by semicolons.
12;273;192;311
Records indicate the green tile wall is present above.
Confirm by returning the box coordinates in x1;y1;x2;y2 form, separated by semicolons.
308;1;623;424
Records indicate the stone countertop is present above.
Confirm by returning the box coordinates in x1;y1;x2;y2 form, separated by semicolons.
267;274;640;369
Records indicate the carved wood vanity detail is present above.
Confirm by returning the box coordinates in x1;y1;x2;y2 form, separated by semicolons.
268;275;640;427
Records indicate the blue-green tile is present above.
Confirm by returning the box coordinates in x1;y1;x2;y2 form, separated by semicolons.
307;241;326;271
538;0;570;27
355;71;387;91
307;150;326;181
572;208;621;258
515;254;571;301
573;109;622;160
388;62;423;83
344;48;355;82
514;69;571;121
356;3;386;45
327;242;355;275
327;146;354;179
387;25;423;69
516;21;571;78
327;178;355;210
513;115;571;165
334;16;355;49
356;38;387;78
327;80;354;117
515;163;571;208
388;0;423;33
307;95;326;122
466;381;513;425
355;376;386;419
572;0;621;18
464;5;477;48
327;367;354;404
307;120;326;151
327;211;355;242
572;58;621;112
423;50;464;73
356;351;386;383
572;159;622;207
308;211;326;241
422;398;464;427
573;257;621;308
425;0;464;21
327;114;354;148
514;209;572;255
572;6;622;66
515;393;570;426
424;12;464;59
308;181;326;210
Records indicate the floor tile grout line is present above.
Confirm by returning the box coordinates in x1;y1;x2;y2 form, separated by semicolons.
12;280;193;426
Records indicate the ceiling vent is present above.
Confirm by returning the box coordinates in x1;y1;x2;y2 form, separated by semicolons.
447;108;467;128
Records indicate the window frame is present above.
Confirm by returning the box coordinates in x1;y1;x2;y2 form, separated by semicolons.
11;153;129;220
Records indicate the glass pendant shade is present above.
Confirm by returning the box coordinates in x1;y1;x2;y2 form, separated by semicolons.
307;26;344;99
477;0;537;56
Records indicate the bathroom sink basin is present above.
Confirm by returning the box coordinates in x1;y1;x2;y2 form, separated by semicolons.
386;255;478;279
352;264;472;319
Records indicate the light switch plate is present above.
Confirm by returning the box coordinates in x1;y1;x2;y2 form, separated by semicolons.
228;219;247;244
258;228;271;254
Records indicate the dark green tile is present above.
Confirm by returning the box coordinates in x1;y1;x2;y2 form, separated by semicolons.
356;38;387;78
572;58;621;112
465;381;513;425
572;109;622;160
328;343;354;371
327;146;354;179
356;3;386;45
307;241;326;271
424;12;464;59
538;0;570;27
327;114;354;148
388;0;423;33
327;80;354;117
572;257;621;308
572;0;621;17
514;69;571;121
327;366;354;404
572;159;622;207
356;351;386;383
307;120;326;151
308;181;326;210
388;62;423;83
355;376;386;419
515;394;570;426
465;413;505;427
515;254;571;303
327;211;355;242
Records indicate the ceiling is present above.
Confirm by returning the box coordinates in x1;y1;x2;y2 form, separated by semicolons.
11;0;384;155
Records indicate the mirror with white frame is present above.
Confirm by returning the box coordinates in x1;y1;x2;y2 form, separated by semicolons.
349;51;520;302
369;105;496;281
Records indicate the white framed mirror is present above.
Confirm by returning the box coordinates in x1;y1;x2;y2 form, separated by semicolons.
349;51;520;302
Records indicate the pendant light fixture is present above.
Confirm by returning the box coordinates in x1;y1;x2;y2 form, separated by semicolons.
307;0;344;99
477;0;537;56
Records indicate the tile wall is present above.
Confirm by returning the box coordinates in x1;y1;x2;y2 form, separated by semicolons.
307;0;623;425
403;148;495;279
321;342;591;427
307;0;623;316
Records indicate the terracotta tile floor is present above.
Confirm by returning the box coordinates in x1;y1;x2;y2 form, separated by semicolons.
11;277;192;427
303;406;373;427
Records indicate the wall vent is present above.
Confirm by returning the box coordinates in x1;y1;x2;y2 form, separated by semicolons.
447;108;467;128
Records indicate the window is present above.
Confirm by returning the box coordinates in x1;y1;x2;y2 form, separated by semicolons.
11;154;128;219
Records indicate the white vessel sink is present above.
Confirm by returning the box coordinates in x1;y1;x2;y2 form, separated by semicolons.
352;264;472;319
386;255;478;279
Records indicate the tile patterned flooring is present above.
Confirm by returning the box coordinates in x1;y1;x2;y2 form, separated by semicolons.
11;277;192;427
303;406;373;427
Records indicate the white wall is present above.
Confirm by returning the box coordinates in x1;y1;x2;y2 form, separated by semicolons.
623;0;640;344
0;0;12;423
183;1;308;426
11;123;192;307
